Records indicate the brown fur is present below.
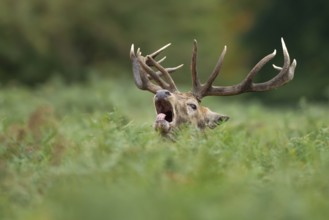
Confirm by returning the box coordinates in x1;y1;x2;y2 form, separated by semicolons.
153;91;228;136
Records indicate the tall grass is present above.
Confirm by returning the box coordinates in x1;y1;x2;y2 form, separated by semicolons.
0;78;328;220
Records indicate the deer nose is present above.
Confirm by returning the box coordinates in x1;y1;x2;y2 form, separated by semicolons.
218;115;230;122
155;89;171;100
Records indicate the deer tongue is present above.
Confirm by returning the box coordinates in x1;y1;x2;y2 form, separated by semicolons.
156;113;166;121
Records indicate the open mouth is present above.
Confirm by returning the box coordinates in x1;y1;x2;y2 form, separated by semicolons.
155;99;174;122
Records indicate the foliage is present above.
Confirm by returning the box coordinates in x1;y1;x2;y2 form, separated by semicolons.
0;0;241;85
0;78;328;220
0;0;327;102
0;0;130;84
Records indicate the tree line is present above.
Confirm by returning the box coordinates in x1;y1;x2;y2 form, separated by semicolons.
0;0;327;101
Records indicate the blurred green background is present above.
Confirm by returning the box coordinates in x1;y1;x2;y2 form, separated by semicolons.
0;0;328;102
1;1;329;220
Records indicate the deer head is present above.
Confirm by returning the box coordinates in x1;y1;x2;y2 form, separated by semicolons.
130;38;297;136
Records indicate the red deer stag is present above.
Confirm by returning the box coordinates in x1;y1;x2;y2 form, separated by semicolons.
130;38;297;136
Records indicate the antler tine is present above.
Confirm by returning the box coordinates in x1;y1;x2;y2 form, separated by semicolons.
273;38;297;79
150;64;184;79
157;56;167;64
139;56;171;88
130;43;182;94
193;38;297;98
240;49;277;88
165;64;184;73
148;43;171;60
130;44;144;88
146;44;171;67
192;43;227;99
255;38;296;88
204;45;227;90
240;38;296;91
191;40;201;91
146;56;179;91
130;44;135;59
130;44;162;93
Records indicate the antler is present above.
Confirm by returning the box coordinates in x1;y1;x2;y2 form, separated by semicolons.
130;43;183;94
191;38;297;100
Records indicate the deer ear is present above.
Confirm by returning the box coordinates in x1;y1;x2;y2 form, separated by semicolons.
205;110;229;129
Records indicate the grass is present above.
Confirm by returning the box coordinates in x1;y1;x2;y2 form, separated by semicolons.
0;77;328;220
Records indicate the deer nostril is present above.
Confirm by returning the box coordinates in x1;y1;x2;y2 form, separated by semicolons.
216;115;229;123
219;116;229;122
165;91;171;96
156;90;171;99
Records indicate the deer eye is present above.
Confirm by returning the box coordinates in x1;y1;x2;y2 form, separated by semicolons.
188;103;197;110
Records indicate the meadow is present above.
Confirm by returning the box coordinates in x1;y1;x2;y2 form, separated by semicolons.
0;77;328;220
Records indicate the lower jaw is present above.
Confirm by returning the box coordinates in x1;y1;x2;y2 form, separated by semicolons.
154;119;171;135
